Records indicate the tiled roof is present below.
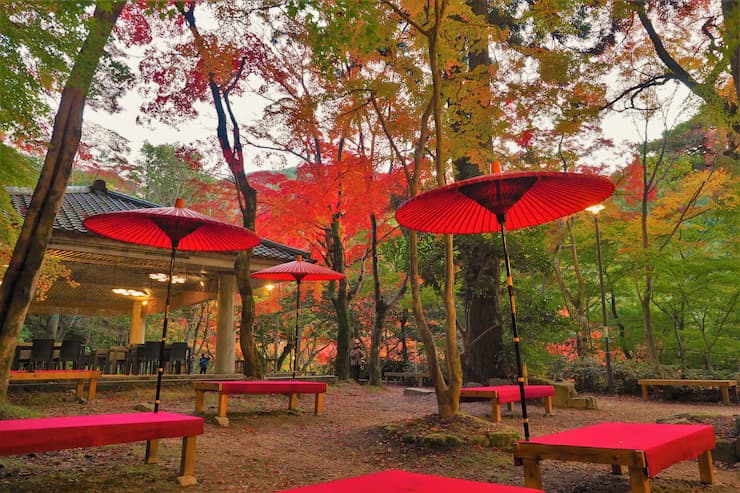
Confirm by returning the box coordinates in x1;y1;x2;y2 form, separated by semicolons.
7;180;308;262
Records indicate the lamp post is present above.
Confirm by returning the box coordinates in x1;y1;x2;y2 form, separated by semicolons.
586;204;615;393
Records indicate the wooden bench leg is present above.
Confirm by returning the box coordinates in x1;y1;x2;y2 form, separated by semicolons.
217;393;228;418
289;393;298;411
145;439;160;464
177;435;198;486
314;393;324;415
641;384;649;400
491;396;502;422
628;466;650;493
521;458;543;489
194;390;205;413
611;465;625;475
543;395;553;415
719;385;730;405
75;380;85;400
697;450;714;484
87;377;98;400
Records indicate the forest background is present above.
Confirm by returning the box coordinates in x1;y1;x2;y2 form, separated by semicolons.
0;1;737;414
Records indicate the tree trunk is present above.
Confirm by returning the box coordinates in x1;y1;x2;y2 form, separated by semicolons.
368;214;386;386
330;216;352;380
0;1;125;401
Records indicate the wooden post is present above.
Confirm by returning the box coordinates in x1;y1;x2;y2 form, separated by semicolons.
697;450;715;484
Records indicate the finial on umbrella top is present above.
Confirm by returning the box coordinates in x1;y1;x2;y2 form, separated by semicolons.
175;198;185;208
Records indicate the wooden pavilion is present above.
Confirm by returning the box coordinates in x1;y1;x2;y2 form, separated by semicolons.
6;179;307;372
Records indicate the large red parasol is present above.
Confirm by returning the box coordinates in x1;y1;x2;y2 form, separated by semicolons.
84;198;261;411
396;170;614;440
251;256;345;379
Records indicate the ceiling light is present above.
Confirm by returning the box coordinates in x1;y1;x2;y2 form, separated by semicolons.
112;288;149;297
149;273;185;284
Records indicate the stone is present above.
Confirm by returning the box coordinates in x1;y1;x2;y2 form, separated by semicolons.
566;396;598;410
214;416;229;427
468;434;490;447
552;382;577;408
713;438;738;464
403;387;435;396
486;430;521;451
176;475;198;487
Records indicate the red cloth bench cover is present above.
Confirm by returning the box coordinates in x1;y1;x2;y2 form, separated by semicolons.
0;412;204;456
276;469;544;492
525;422;715;477
213;380;327;394
461;385;554;403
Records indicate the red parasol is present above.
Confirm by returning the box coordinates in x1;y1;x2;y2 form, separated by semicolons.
396;170;614;440
84;198;261;411
251;256;345;379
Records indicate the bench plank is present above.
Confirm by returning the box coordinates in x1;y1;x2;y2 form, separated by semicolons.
0;412;204;486
193;380;327;424
10;370;101;400
514;422;715;493
638;379;736;405
460;385;554;422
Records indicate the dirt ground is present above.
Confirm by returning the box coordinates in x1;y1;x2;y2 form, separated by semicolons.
1;381;738;492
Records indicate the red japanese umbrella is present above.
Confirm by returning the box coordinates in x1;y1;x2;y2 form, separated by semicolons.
84;198;261;411
251;256;345;379
396;170;614;440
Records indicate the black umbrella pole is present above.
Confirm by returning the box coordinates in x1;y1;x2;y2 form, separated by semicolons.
292;281;301;380
499;219;530;441
154;246;177;412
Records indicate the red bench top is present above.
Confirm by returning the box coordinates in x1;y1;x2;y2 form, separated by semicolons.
0;412;204;456
203;380;327;395
524;422;715;477
460;385;554;404
276;469;543;492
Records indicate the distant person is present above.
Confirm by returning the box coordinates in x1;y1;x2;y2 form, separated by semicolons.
198;353;210;374
350;341;363;382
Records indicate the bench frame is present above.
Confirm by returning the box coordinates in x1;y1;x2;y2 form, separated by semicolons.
193;381;326;424
9;369;101;400
638;378;736;404
459;386;553;422
0;412;203;486
514;423;715;493
383;371;429;387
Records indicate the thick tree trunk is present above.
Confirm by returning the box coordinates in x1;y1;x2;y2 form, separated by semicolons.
330;216;352;381
0;1;125;401
368;214;386;386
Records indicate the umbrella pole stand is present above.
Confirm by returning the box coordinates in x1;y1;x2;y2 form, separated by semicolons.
498;217;530;441
292;280;301;380
154;244;177;412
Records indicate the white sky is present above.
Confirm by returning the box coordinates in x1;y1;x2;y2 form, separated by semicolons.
84;76;696;177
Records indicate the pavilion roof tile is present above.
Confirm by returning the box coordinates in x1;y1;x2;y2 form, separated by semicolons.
7;180;308;262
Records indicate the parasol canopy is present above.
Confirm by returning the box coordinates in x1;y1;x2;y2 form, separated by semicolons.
396;170;614;440
84;198;261;411
395;170;615;234
252;256;345;378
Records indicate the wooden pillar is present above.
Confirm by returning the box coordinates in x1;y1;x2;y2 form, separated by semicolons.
215;274;236;374
129;301;145;345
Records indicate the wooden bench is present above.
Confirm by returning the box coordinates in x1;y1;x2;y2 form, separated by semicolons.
193;380;327;425
459;385;554;422
514;422;715;493
275;469;544;492
0;411;204;486
10;369;101;400
383;371;429;387
638;378;736;405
